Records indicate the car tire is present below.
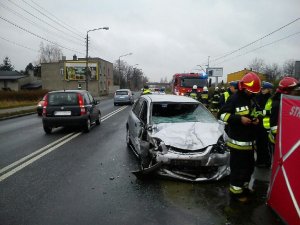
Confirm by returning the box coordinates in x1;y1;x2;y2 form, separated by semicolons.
114;102;117;106
96;113;101;125
84;118;91;133
43;126;52;134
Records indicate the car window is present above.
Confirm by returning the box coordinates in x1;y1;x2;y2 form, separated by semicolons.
132;98;143;116
139;101;148;124
83;93;91;104
87;92;94;103
48;92;78;106
116;91;129;95
151;103;216;124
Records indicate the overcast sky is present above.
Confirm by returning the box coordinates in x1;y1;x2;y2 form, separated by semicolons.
0;0;299;82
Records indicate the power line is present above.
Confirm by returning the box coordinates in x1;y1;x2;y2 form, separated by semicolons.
0;35;38;52
0;15;84;55
211;17;300;63
22;0;85;39
213;31;300;66
29;0;85;37
6;0;84;43
0;2;84;47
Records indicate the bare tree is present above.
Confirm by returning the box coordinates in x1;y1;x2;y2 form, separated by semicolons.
38;42;63;63
282;59;295;76
248;57;265;73
264;63;281;81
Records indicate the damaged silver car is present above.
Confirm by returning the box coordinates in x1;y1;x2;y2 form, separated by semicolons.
126;94;230;182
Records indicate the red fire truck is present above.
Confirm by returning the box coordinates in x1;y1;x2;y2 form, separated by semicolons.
172;73;208;96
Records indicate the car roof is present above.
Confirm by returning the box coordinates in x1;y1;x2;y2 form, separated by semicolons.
48;90;88;94
115;89;131;92
141;94;199;103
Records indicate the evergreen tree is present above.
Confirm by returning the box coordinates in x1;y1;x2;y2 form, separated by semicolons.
0;57;14;71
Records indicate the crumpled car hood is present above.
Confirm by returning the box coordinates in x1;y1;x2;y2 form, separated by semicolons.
151;122;224;150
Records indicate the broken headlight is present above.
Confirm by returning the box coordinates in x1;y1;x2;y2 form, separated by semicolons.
211;136;227;154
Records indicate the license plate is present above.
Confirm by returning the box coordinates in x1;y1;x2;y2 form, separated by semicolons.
54;111;71;116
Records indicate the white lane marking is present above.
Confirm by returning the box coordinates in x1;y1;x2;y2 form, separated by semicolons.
0;132;75;175
0;106;130;182
101;106;127;121
0;132;81;182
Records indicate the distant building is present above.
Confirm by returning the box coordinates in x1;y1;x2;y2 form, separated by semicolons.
0;70;41;91
227;68;266;83
41;57;114;97
294;61;300;79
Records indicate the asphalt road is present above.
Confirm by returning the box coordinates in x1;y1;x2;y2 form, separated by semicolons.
0;95;283;225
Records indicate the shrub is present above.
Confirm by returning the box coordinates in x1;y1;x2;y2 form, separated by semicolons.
0;90;48;101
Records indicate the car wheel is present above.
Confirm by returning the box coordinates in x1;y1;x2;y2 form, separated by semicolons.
96;113;101;125
43;126;52;134
114;102;117;106
84;118;91;133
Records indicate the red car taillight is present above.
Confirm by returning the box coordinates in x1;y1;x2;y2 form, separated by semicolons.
42;94;48;116
77;93;86;115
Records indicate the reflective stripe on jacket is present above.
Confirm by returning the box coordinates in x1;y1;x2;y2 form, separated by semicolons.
263;98;272;129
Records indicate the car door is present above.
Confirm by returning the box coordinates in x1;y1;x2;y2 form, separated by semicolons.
84;92;96;122
128;98;146;155
87;92;99;122
135;100;148;155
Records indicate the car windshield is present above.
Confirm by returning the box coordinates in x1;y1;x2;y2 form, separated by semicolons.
48;93;78;106
151;102;216;124
116;91;129;95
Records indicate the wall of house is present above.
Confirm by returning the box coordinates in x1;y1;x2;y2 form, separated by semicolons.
41;59;114;97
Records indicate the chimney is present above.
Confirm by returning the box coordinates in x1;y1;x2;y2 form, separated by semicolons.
62;55;66;60
73;54;77;60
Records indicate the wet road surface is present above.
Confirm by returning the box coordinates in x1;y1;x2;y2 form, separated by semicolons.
0;97;284;225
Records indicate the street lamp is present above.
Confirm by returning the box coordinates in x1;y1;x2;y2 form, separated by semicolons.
118;53;133;88
85;26;109;91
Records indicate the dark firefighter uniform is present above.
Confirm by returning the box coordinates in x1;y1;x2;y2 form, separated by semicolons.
219;72;262;202
210;88;221;112
265;77;299;148
218;90;258;199
189;89;199;100
254;82;273;167
199;90;209;107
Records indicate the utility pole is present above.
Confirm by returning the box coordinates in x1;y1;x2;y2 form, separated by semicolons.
85;33;89;91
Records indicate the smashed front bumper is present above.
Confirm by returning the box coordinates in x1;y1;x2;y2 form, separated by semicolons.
133;144;230;182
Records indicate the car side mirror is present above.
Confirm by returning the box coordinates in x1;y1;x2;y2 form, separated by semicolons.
146;124;153;132
94;100;100;105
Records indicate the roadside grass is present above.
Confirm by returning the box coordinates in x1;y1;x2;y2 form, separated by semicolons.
0;100;37;109
0;108;36;120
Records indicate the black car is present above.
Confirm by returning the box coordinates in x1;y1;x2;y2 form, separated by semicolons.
42;90;101;134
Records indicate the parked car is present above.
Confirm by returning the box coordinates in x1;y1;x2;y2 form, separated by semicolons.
126;94;229;182
114;89;134;105
42;90;101;134
37;95;46;116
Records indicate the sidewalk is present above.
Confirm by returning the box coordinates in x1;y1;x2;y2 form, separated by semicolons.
0;94;113;121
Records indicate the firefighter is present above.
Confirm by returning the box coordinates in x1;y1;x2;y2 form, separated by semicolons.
267;77;299;148
220;86;226;94
189;85;199;100
218;72;262;202
142;85;152;95
210;86;221;113
219;81;239;108
200;86;209;108
254;81;274;168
